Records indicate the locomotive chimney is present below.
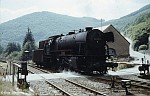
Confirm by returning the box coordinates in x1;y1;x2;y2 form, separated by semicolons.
85;27;93;31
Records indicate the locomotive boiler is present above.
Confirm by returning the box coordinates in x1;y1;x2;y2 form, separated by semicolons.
33;27;118;74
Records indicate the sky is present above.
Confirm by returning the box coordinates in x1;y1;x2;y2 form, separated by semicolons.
0;0;150;23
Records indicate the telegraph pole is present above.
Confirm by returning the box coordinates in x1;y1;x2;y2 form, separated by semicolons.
0;0;1;23
12;64;15;86
0;7;3;51
101;19;103;31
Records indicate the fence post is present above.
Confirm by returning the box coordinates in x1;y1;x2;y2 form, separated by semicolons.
10;61;11;75
12;64;15;86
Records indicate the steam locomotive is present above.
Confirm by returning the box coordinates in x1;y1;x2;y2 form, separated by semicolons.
32;27;118;74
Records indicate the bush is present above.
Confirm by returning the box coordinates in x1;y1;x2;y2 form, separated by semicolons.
117;64;135;70
132;40;140;51
7;51;22;61
0;80;13;95
139;44;148;50
3;42;21;56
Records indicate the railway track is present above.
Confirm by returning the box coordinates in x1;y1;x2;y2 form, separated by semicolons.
92;75;150;90
117;77;150;89
27;64;51;74
0;59;148;96
28;64;150;90
28;64;150;95
47;78;107;96
28;64;108;96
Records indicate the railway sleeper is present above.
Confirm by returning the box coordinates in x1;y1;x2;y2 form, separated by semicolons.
65;79;108;96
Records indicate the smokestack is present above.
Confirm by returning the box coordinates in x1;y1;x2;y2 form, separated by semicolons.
85;27;93;31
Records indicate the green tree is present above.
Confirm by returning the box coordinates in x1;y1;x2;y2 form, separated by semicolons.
21;27;36;60
8;51;22;61
126;12;150;43
22;41;36;60
132;40;140;51
138;32;149;45
132;32;149;51
22;27;35;47
0;45;3;54
139;45;148;50
4;42;21;56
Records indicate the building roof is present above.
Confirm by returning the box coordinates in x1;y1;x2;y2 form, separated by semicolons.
94;24;130;44
95;24;130;57
94;24;110;31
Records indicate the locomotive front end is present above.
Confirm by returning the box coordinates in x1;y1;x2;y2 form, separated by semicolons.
86;29;106;55
83;28;117;74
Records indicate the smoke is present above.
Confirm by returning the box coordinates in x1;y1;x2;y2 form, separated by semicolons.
61;69;81;76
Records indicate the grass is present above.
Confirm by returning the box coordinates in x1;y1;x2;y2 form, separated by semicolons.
0;62;14;96
117;64;135;70
0;61;37;96
0;79;13;96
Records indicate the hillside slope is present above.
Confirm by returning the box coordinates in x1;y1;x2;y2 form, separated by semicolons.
0;11;101;46
104;4;150;33
0;4;150;47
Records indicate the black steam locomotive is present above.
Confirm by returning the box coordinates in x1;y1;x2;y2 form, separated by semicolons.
33;27;118;74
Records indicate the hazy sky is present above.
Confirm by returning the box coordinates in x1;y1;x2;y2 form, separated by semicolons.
0;0;150;23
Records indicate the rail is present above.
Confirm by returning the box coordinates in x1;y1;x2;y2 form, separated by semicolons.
94;76;150;90
28;64;109;96
65;79;108;96
45;80;72;96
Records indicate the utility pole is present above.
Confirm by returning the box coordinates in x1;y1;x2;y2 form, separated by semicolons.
101;19;103;31
12;64;15;86
9;61;11;75
0;0;2;24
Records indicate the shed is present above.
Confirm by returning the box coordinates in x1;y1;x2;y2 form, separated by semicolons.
95;24;130;57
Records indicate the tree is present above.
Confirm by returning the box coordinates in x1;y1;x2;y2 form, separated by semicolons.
132;32;149;51
139;45;148;50
132;40;140;51
22;41;36;60
4;42;21;56
0;45;3;54
138;32;149;45
21;27;36;60
7;51;22;61
22;27;35;47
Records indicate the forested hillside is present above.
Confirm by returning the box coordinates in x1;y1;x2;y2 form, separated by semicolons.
0;4;150;50
104;4;150;35
0;11;101;47
103;4;150;51
126;12;150;40
126;12;150;51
